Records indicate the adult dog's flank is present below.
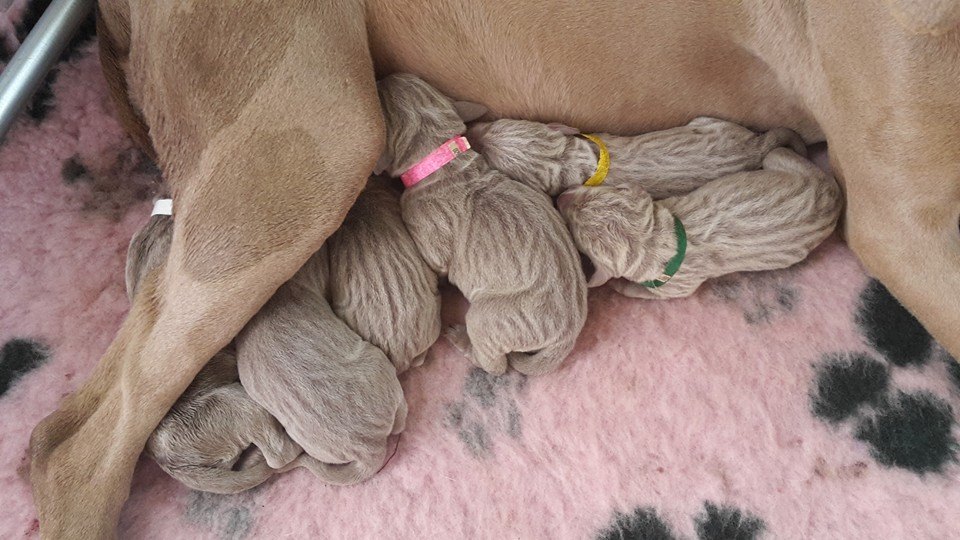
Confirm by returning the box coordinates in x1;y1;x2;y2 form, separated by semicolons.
29;0;960;536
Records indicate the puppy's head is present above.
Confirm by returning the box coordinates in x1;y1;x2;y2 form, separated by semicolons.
557;183;656;287
468;119;570;195
375;74;468;176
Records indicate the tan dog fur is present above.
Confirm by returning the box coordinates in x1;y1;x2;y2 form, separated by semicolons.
236;246;407;485
558;148;842;298
29;0;960;536
378;74;587;377
469;117;806;197
127;215;302;494
327;176;441;374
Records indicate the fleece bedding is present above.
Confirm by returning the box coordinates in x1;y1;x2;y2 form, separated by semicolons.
1;3;959;538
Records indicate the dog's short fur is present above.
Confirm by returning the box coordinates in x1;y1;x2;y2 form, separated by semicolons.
377;74;587;376
30;2;960;536
559;148;842;298
126;216;302;493
235;246;408;485
327;176;441;374
469;117;807;198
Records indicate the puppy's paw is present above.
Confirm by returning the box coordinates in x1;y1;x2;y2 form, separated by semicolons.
613;278;700;300
410;349;431;369
545;122;581;135
476;357;509;376
686;116;726;128
257;426;303;470
445;325;472;354
759;127;808;158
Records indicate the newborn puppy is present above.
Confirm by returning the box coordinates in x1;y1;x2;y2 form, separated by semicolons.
127;214;302;494
377;73;587;376
469;117;807;197
327;175;441;374
558;148;842;299
236;246;408;485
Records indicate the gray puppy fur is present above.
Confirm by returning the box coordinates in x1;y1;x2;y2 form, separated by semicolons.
377;73;587;376
235;246;408;485
126;215;303;494
327;175;441;374
468;117;807;197
557;148;842;299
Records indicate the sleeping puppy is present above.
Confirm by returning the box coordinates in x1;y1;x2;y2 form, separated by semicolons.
235;246;408;485
126;215;303;494
469;117;807;198
557;148;842;298
327;175;441;374
376;73;587;376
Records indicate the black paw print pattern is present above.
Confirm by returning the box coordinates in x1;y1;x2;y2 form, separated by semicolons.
597;502;764;540
60;150;162;221
1;337;50;398
709;270;800;325
183;490;258;540
598;507;675;540
809;279;959;474
443;367;527;458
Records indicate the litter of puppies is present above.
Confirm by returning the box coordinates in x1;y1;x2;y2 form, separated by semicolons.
130;73;840;490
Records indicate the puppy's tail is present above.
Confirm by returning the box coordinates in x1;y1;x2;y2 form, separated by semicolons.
161;451;274;494
507;340;574;376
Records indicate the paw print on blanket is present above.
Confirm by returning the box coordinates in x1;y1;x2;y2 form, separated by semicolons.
809;279;959;474
709;269;800;325
1;337;50;398
597;502;765;540
443;367;527;458
183;490;259;540
59;150;162;221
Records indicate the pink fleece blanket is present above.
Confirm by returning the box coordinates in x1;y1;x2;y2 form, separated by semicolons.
2;4;959;538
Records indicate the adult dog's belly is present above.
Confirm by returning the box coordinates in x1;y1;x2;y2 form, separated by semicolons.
366;0;823;140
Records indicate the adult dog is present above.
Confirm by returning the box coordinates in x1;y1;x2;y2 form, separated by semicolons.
28;0;960;537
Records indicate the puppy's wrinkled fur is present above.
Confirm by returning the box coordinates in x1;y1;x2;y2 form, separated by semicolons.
378;74;587;376
236;246;408;485
126;215;302;494
559;148;842;298
327;176;441;374
469;117;806;197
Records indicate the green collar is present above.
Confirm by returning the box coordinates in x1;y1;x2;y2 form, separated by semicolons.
638;215;687;288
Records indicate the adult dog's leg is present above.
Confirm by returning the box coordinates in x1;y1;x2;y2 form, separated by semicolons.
29;3;383;537
810;4;960;358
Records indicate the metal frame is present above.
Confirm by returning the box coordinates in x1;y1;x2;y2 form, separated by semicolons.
0;0;95;141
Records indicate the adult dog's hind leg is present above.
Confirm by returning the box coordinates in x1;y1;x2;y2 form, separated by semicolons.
29;4;383;536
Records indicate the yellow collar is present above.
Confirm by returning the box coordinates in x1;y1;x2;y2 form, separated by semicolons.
578;133;610;186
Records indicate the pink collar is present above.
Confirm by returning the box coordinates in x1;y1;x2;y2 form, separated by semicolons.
400;135;471;188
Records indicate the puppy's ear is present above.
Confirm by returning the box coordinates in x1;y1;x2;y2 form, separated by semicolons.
587;265;613;288
453;101;489;123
